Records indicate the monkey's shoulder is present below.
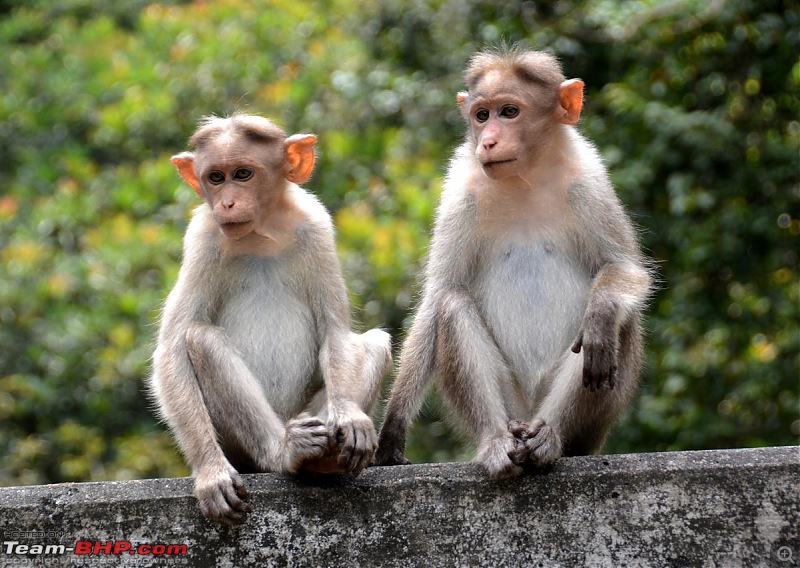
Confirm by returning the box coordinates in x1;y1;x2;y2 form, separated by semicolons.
285;185;337;248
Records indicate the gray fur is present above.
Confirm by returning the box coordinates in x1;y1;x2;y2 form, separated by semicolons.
150;120;391;524
376;51;651;478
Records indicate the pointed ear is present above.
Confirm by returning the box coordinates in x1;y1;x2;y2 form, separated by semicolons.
284;134;317;184
559;79;584;125
171;152;202;197
457;91;468;114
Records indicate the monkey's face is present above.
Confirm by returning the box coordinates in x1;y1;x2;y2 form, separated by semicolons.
461;71;569;181
193;135;287;240
469;101;528;181
199;164;273;240
172;116;318;242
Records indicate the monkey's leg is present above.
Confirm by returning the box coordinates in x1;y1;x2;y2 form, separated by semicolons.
353;328;393;413
436;289;522;479
299;329;391;474
185;322;330;474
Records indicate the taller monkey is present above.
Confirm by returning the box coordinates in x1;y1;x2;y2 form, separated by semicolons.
375;48;652;478
151;115;391;524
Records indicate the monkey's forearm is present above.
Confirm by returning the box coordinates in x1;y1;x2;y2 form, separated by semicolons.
152;340;228;472
374;307;437;466
576;262;651;390
317;331;380;473
385;299;438;421
318;333;363;408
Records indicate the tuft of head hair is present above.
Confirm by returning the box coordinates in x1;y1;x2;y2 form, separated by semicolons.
189;113;287;149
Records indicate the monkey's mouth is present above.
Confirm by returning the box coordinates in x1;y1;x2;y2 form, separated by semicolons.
219;220;254;238
483;158;516;168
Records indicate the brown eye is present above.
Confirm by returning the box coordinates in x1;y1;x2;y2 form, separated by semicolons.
208;171;225;184
500;105;519;118
475;108;490;123
233;168;253;181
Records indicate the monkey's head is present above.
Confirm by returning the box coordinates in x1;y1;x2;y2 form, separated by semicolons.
457;48;584;180
171;114;317;240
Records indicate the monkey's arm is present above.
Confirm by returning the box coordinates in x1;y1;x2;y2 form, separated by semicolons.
150;216;252;525
374;196;470;467
572;261;651;391
565;172;653;390
374;293;437;466
300;217;380;474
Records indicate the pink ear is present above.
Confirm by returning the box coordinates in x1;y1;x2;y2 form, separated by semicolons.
171;152;202;197
284;134;317;184
457;91;468;114
559;79;584;125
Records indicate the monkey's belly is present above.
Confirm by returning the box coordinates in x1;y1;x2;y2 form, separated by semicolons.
476;240;590;389
216;279;319;420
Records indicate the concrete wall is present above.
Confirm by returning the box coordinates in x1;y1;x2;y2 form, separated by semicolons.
0;446;797;567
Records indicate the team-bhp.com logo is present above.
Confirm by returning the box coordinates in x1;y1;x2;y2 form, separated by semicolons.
3;540;188;557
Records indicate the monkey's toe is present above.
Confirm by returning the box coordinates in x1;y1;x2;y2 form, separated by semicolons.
373;445;411;466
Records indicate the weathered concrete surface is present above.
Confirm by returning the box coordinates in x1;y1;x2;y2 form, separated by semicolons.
0;447;797;567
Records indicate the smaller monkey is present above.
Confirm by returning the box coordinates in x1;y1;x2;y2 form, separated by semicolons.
375;48;652;478
150;114;391;525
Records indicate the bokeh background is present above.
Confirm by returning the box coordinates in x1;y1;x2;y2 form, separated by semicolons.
0;0;797;485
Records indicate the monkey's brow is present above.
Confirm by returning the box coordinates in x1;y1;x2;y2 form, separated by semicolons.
467;68;552;94
239;126;283;144
512;66;553;88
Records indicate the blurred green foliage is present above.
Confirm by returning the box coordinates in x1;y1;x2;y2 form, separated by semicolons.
0;0;797;485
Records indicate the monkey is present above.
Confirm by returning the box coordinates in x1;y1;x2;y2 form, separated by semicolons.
149;114;392;525
374;48;652;478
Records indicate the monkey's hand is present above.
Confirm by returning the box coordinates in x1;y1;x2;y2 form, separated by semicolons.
373;412;412;466
330;406;378;475
507;419;562;468
571;328;619;391
194;461;252;526
282;413;332;474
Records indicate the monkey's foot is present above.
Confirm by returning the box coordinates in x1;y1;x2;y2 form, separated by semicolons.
373;445;411;467
508;418;562;467
283;413;332;473
331;409;378;475
476;433;523;479
194;462;252;526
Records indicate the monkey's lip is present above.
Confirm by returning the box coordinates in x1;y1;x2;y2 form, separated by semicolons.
219;220;254;238
482;158;517;168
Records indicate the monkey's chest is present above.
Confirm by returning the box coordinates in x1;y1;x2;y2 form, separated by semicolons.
475;240;590;381
215;268;319;418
